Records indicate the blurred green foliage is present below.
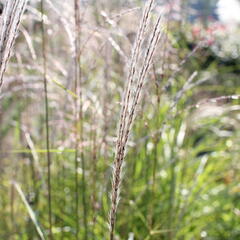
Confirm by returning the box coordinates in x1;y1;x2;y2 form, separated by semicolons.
0;0;239;239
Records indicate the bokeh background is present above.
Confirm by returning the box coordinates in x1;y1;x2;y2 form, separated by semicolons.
0;0;239;239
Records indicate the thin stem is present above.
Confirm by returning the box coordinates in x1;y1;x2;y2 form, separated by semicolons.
74;1;88;239
150;63;161;228
74;0;80;237
40;1;52;239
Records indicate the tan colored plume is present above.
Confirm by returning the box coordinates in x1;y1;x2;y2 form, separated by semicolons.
0;0;28;91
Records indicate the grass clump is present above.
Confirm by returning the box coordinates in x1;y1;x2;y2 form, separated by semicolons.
0;0;239;239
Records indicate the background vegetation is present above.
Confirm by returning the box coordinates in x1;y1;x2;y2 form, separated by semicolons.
0;0;239;239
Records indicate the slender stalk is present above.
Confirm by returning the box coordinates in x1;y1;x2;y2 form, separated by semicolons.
74;1;88;239
90;111;98;238
40;1;52;239
152;63;161;190
10;181;15;230
149;62;164;229
168;156;177;240
60;157;66;240
74;139;80;240
73;0;80;236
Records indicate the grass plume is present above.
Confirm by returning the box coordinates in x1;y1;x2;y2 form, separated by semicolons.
109;0;164;238
0;0;28;90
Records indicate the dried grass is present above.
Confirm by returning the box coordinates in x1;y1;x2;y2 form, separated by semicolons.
0;0;28;90
109;0;164;238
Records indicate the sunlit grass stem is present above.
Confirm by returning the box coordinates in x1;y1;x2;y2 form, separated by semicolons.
74;0;88;239
40;0;52;239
